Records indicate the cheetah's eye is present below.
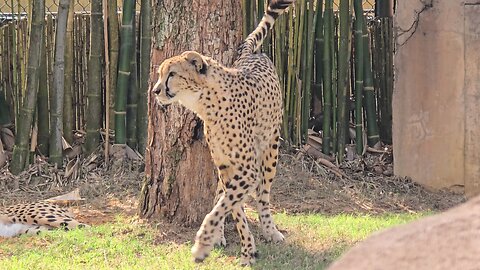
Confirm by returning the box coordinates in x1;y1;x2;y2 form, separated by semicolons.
166;72;175;87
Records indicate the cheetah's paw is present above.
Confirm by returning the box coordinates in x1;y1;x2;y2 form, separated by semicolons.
214;235;227;247
239;250;258;266
191;241;214;263
263;228;285;242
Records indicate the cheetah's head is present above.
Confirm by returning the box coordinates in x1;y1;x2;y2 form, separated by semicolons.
152;51;209;110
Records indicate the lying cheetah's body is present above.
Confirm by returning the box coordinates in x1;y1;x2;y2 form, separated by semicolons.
0;201;86;237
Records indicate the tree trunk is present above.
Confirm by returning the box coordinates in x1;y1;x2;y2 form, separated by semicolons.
139;0;242;227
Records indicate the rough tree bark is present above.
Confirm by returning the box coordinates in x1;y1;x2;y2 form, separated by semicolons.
139;0;243;226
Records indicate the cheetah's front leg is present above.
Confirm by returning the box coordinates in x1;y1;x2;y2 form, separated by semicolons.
191;192;234;263
192;190;256;266
213;185;227;247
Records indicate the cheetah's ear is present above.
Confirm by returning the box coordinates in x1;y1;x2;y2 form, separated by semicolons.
183;51;208;75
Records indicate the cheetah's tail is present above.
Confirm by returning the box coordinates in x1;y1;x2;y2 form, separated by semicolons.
238;0;294;55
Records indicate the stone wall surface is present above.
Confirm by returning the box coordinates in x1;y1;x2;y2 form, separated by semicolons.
394;0;480;196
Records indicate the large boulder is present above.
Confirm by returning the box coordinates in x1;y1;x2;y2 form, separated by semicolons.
328;195;480;270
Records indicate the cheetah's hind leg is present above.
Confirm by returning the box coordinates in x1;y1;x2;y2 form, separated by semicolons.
256;134;285;243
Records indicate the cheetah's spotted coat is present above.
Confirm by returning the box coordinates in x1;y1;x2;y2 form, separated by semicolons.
152;0;294;265
0;201;86;237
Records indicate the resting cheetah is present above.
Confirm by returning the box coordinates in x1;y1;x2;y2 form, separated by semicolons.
0;201;87;237
152;0;294;265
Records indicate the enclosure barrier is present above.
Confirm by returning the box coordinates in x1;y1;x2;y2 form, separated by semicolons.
0;0;394;173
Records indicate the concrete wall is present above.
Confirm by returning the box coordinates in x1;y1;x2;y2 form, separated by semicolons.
394;0;480;196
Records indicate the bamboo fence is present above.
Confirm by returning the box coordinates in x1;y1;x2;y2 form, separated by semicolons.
0;1;148;173
0;0;393;173
244;0;390;161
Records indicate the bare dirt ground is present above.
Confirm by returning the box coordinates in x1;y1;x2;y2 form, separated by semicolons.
273;150;465;215
0;148;466;239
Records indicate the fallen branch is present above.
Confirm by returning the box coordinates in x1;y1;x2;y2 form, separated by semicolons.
315;157;352;180
45;188;85;205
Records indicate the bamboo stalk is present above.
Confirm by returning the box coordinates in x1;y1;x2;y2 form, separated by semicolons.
274;14;285;112
49;0;72;166
0;28;4;121
46;15;54;130
83;15;90;131
279;15;286;86
114;0;136;145
37;22;49;156
0;86;11;126
108;0;119;132
257;0;264;28
0;26;11;126
73;15;80;131
137;0;151;155
259;0;272;56
103;0;111;162
353;0;364;155
372;18;392;144
288;2;298;143
9;0;15;96
257;0;265;51
63;2;75;144
19;19;27;104
384;17;393;144
322;0;333;155
293;1;305;145
313;0;324;116
242;0;254;38
331;15;338;154
251;0;256;34
336;0;350;162
298;0;308;143
376;0;394;18
9;19;19;133
299;0;308;144
85;0;104;154
2;26;14;125
283;8;295;140
10;0;45;174
302;0;317;142
45;15;54;156
126;6;138;149
375;21;386;142
362;19;379;146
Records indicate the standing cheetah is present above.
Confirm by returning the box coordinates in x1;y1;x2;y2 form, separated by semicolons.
152;0;294;265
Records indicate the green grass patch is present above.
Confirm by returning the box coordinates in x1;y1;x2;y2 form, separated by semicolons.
0;212;428;270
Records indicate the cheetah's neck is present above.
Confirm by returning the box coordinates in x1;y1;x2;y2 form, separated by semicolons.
187;64;239;123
